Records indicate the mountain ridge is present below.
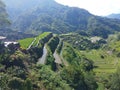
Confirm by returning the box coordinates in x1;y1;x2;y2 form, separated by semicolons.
3;0;120;38
107;13;120;19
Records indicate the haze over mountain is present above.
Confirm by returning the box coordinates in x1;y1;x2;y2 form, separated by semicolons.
0;0;10;28
0;0;33;40
2;0;120;38
107;13;120;19
3;0;54;20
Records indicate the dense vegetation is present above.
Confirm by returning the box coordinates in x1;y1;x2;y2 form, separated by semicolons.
1;0;120;90
60;33;106;50
0;32;98;90
2;0;120;38
58;31;120;90
18;32;52;49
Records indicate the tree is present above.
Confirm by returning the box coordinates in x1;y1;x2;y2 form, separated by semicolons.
0;74;9;90
109;68;120;90
60;65;87;90
8;77;24;90
24;78;33;90
39;66;72;90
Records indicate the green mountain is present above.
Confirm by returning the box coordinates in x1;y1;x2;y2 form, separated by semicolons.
1;0;120;90
3;0;120;38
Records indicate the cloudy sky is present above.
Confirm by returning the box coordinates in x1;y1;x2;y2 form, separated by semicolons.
55;0;120;16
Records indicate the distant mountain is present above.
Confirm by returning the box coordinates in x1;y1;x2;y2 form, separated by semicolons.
107;13;120;19
0;0;34;40
3;0;120;38
2;0;55;20
0;0;10;28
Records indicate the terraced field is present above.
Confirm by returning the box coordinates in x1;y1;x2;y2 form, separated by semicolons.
32;32;51;47
80;49;120;89
81;49;120;75
18;37;34;49
18;32;51;49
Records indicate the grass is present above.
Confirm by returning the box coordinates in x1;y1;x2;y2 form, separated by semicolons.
81;49;120;75
32;32;51;46
18;32;52;49
18;37;34;49
80;49;120;89
97;83;104;90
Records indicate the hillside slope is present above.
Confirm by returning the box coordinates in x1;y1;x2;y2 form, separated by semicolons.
0;32;98;90
107;13;120;19
3;0;120;38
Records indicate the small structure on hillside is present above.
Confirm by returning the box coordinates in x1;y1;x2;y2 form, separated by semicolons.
4;41;19;47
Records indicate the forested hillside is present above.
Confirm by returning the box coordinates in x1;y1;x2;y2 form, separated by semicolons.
0;32;98;90
3;0;120;38
1;0;120;90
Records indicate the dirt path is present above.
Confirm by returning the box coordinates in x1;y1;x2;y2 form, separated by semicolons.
37;44;47;64
53;50;62;64
27;38;36;49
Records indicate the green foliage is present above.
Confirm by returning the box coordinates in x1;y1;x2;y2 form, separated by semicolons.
60;65;86;90
108;67;120;90
84;71;98;90
32;32;52;46
106;33;120;57
0;73;9;89
6;0;120;39
87;16;120;38
56;40;63;54
46;45;56;71
62;43;77;64
18;37;34;49
0;32;98;90
18;32;52;49
24;78;33;90
60;65;97;90
60;33;104;50
8;77;24;90
47;36;59;53
39;66;72;90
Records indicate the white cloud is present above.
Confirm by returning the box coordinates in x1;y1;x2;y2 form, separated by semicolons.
55;0;120;16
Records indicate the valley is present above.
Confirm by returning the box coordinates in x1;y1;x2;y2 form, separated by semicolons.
1;0;120;90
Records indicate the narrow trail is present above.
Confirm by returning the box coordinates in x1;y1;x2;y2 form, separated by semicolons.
37;44;47;64
27;38;36;49
53;40;62;64
53;50;62;64
53;41;68;66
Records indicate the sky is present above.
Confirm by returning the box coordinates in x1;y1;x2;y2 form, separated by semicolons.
55;0;120;16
